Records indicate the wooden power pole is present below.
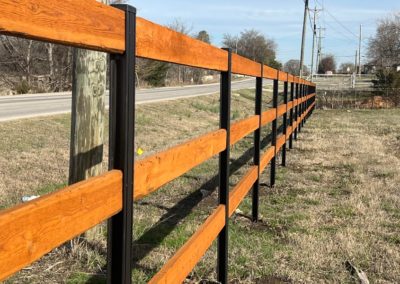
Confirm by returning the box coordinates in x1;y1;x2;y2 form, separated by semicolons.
310;7;317;80
69;0;109;186
299;0;309;78
358;24;362;75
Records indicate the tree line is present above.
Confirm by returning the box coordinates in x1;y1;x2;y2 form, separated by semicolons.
0;12;399;94
0;20;282;94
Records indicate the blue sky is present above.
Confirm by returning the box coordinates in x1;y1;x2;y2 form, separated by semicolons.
128;0;399;68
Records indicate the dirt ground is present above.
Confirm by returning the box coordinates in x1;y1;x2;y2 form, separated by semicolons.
1;91;399;283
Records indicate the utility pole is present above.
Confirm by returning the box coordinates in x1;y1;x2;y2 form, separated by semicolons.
299;0;309;78
316;27;325;75
69;0;109;242
355;50;358;71
358;24;362;75
310;7;318;80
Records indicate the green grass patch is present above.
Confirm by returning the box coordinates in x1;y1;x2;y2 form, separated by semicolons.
35;182;67;195
66;272;106;284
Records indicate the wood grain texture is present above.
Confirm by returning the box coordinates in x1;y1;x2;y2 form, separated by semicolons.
261;109;276;126
134;130;226;200
0;170;122;281
277;104;287;117
232;53;262;77
263;65;278;80
149;205;225;284
0;0;125;53
136;17;228;71
230;115;260;145
260;146;275;173
229;166;258;216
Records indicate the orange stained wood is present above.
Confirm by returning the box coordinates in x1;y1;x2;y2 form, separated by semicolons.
229;166;258;216
276;135;286;152
263;65;278;80
277;71;287;82
230;115;260;145
261;108;276;126
277;104;287;117
134;129;226;200
288;74;295;83
148;205;225;284
0;0;125;53
286;126;293;138
287;101;294;111
0;170;123;281
260;146;275;173
137;17;228;71
231;53;262;77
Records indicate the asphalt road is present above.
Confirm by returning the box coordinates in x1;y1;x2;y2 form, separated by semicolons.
0;79;258;122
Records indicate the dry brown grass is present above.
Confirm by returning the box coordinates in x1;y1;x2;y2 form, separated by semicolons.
266;109;400;283
1;92;399;283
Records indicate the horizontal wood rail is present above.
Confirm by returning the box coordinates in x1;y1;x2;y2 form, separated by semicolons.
0;0;316;86
0;170;123;281
134;129;226;200
276;134;286;152
154;92;316;280
261;109;276;126
230;115;260;145
277;104;287;117
137;17;228;71
148;205;226;284
0;1;317;281
228;166;259;216
260;146;276;172
232;53;262;77
0;0;126;53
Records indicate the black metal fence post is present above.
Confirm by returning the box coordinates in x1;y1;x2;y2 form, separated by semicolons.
217;48;231;284
107;4;136;284
270;75;278;187
299;84;303;133
303;85;307;125
289;82;294;149
294;83;299;140
281;78;288;166
252;65;263;222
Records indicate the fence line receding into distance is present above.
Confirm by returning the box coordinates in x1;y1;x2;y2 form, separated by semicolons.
0;1;316;283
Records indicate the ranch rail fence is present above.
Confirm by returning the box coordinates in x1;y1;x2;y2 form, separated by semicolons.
0;1;316;283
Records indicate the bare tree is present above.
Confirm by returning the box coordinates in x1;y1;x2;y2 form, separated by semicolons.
368;12;400;68
0;36;72;93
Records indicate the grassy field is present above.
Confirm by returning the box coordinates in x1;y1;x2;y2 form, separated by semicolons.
1;90;399;283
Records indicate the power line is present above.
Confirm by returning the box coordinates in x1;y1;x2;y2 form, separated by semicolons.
324;20;358;44
308;7;314;32
324;9;358;38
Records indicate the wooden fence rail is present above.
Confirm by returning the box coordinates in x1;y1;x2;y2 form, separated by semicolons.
0;1;316;283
